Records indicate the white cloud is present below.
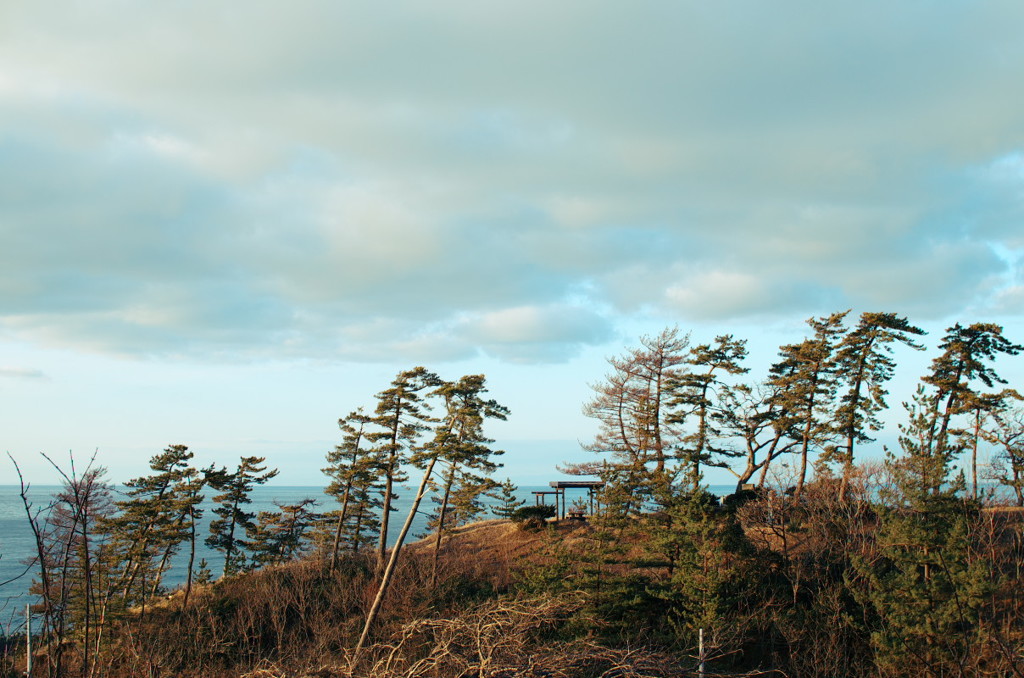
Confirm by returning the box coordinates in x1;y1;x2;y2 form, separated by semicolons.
2;2;1024;364
665;270;784;319
464;304;610;343
987;286;1024;317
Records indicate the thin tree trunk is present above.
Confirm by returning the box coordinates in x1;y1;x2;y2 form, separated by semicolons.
223;500;238;577
184;504;196;607
150;540;178;601
797;424;811;498
840;342;871;502
935;364;965;454
378;407;403;565
378;463;395;565
353;455;439;665
91;586;113;677
691;380;711;491
796;368;822;499
653;364;665;475
972;409;981;501
353;505;365;553
116;483;173;601
330;484;353;571
52;484;92;678
10;457;57;678
80;505;92;678
430;465;457;588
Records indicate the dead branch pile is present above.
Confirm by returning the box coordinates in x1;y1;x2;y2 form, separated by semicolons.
313;593;695;678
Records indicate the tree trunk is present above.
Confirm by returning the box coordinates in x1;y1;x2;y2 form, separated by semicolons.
378;407;403;566
184;504;197;607
430;466;457;587
353;454;440;665
971;409;981;501
330;483;353;571
223;499;238;577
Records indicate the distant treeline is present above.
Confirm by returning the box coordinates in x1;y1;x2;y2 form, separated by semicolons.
577;313;1022;505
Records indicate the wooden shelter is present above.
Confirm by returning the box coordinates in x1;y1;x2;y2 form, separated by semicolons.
548;480;604;520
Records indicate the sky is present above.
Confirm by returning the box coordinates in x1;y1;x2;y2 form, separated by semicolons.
2;2;1023;487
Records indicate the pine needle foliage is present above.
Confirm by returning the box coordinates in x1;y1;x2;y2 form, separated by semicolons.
205;456;279;577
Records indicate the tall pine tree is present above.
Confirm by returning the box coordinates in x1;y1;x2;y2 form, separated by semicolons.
106;444;199;607
768;311;848;497
423;375;509;586
583;327;690;512
669;334;748;492
323;409;382;569
921;322;1022;462
367;367;441;565
830;312;924;498
206;456;279;577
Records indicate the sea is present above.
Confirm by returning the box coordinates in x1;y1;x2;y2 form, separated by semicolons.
0;482;736;634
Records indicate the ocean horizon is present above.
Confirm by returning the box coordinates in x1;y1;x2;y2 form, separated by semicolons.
1;481;741;626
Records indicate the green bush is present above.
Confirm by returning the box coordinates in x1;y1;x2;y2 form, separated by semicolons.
510;505;556;523
722;488;760;510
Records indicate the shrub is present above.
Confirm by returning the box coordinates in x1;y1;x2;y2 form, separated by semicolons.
511;505;556;530
722;488;761;510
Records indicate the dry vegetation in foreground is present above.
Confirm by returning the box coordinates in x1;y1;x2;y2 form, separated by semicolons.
9;486;1024;678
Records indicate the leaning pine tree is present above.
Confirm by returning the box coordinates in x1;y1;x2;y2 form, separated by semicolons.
425;377;507;586
828;312;924;499
323;409;382;569
668;334;748;493
105;444;198;609
921;322;1022;500
767;311;847;498
353;373;508;664
367;367;441;566
205;456;279;577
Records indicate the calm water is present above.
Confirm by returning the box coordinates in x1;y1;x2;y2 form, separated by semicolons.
0;482;737;633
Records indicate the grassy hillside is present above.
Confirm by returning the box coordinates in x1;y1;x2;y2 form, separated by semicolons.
8;486;1024;678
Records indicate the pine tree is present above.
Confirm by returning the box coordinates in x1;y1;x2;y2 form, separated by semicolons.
323;409;382;569
767;311;848;497
489;478;526;519
830;312;924;498
346;483;383;554
448;475;498;525
889;386;955;498
105;444;199;608
855;389;991;677
921;322;1022;461
250;498;317;568
354;372;508;660
716;382;800;491
651;489;754;661
177;465;207;607
367;367;441;565
423;375;508;585
669;334;748;492
206;456;279;577
583;327;690;512
423;470;498;536
311;489;382;559
956;389;1020;500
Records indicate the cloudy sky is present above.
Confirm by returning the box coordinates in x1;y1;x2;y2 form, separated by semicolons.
2;1;1023;485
